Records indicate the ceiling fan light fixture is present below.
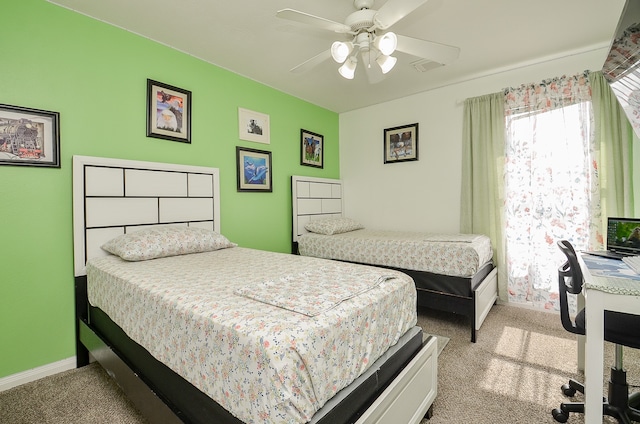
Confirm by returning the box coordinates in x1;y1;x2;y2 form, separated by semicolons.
338;57;357;79
376;54;397;74
277;2;461;83
331;41;352;63
375;32;397;56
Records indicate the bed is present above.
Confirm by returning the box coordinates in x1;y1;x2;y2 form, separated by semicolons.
72;155;438;424
291;175;498;343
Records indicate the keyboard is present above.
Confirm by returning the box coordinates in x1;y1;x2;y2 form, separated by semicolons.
622;255;640;274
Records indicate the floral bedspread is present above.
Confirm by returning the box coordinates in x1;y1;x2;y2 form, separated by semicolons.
235;264;395;316
86;247;417;424
298;229;493;277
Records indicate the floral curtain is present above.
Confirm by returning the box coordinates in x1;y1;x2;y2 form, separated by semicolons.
503;72;602;310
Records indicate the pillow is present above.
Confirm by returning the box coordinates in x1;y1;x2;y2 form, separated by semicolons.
102;226;236;261
304;217;364;235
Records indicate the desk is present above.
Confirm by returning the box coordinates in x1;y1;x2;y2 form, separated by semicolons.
580;254;640;424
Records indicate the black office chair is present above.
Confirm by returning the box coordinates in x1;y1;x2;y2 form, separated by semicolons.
552;240;640;423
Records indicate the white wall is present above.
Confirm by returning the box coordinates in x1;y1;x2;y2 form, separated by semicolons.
339;48;609;233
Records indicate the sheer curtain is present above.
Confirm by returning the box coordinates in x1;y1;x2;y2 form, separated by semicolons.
503;72;601;310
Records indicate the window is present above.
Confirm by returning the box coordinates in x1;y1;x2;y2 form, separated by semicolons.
503;74;598;310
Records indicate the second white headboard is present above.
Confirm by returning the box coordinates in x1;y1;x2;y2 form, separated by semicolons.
291;175;343;243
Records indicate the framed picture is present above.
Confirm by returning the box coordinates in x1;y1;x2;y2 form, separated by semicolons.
238;108;270;144
0;104;60;168
383;123;419;164
300;129;323;168
236;146;272;192
146;79;191;143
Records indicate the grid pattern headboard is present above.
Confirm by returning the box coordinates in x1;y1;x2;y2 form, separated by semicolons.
73;155;221;277
291;175;343;243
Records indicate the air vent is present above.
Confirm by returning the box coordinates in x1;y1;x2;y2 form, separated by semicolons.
411;59;443;73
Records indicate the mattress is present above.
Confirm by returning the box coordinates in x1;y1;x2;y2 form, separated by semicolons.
86;247;417;424
298;229;493;278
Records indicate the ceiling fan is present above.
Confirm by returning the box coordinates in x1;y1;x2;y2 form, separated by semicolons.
276;0;460;83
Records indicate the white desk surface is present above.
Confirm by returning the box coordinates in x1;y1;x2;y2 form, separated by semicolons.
580;254;640;424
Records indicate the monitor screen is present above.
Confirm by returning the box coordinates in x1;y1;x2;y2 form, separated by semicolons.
607;217;640;254
602;0;640;138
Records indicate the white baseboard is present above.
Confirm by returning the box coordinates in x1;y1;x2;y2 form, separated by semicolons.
0;357;76;392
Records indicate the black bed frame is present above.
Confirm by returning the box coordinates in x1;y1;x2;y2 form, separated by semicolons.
292;241;495;343
75;275;430;424
398;262;495;343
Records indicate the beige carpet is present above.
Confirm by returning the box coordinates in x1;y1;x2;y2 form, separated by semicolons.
0;361;148;424
426;332;449;356
417;304;640;424
1;304;638;423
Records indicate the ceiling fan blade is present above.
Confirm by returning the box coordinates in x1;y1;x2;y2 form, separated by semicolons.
290;49;332;74
396;34;460;64
374;0;429;30
276;9;351;33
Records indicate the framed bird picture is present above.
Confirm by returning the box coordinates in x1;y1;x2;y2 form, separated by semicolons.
146;79;192;143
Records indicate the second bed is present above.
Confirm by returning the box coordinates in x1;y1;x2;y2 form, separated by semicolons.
292;176;498;342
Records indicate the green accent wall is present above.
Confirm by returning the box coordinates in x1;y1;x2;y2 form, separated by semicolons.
0;0;339;378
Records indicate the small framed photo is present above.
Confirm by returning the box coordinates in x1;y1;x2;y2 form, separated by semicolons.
236;146;272;192
383;123;419;164
238;108;270;144
300;129;323;168
146;79;191;143
0;104;60;168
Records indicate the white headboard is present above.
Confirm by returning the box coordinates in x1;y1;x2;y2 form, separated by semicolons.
73;155;221;277
291;175;343;243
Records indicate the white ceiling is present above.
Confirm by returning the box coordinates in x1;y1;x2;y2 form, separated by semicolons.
48;0;627;113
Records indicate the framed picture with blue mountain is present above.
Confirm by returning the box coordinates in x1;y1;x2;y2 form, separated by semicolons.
0;103;60;168
300;129;323;168
146;79;191;143
236;146;272;192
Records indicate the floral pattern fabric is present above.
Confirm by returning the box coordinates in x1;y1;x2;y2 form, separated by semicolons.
298;229;493;278
503;72;602;311
304;217;364;235
235;263;394;316
602;23;640;82
504;71;592;116
101;226;236;261
86;247;417;424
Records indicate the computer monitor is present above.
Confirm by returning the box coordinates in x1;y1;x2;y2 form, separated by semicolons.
607;217;640;255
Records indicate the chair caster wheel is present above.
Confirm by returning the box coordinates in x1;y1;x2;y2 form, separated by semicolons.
552;408;569;423
561;383;576;397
